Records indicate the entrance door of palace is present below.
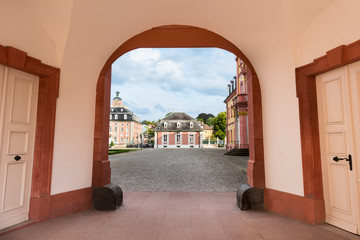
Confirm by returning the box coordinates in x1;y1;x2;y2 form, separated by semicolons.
316;61;360;234
0;65;39;230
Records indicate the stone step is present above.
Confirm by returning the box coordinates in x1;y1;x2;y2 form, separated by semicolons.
224;148;249;156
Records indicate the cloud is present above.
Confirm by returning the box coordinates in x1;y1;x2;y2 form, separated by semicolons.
111;48;236;121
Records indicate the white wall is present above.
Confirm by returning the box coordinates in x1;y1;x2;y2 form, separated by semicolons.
1;0;359;196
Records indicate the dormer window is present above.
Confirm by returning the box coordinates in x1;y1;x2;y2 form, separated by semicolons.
115;114;118;120
190;122;194;128
121;109;123;112
177;122;180;128
110;114;112;120
164;122;168;128
124;114;127;120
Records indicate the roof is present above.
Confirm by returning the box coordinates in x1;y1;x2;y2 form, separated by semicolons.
154;112;202;132
201;124;213;130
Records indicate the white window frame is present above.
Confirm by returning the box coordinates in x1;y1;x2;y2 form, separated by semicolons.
163;133;168;143
177;122;180;128
115;114;118;120
189;133;194;143
164;122;168;128
176;133;181;144
190;122;193;128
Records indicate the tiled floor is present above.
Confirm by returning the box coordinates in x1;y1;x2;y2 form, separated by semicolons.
1;192;358;240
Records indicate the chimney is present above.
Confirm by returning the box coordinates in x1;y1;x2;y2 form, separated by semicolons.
227;84;231;95
230;80;234;92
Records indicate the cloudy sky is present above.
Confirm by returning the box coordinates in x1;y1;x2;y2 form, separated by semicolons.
111;48;236;121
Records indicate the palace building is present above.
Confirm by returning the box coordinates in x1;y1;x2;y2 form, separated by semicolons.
154;112;203;148
109;91;142;146
224;58;249;153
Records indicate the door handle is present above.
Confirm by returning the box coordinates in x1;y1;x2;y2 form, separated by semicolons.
14;155;21;161
333;154;352;171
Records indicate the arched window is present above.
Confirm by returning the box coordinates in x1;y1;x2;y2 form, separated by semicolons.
115;114;118;120
124;114;127;120
190;122;193;128
164;122;167;128
177;122;180;128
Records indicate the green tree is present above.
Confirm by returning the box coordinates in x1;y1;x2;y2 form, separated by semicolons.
145;126;155;138
212;112;226;140
197;117;204;123
141;120;152;125
196;113;215;124
206;117;214;126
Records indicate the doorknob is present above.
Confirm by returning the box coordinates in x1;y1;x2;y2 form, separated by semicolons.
333;155;352;171
14;155;21;161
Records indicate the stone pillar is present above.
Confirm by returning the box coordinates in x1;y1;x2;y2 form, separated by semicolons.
154;132;157;148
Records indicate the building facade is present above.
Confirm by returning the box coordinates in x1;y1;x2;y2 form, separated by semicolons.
201;123;213;140
154;112;203;148
224;58;249;151
109;91;142;146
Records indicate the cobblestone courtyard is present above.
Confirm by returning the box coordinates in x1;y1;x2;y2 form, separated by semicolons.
110;148;248;192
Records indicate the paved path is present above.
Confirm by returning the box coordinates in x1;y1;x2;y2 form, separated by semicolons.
1;192;356;240
110;148;248;192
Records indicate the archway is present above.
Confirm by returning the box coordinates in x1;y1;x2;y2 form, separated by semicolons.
92;25;265;190
92;25;265;193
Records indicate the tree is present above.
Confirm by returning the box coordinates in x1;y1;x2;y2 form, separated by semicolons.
141;120;152;125
196;113;215;124
212;112;226;140
145;126;155;138
206;117;214;126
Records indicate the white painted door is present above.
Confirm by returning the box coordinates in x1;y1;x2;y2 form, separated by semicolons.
0;66;39;230
317;66;359;234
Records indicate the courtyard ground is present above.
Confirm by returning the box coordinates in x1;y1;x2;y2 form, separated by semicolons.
110;148;248;192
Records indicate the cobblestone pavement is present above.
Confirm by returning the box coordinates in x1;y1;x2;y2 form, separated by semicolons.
110;148;248;192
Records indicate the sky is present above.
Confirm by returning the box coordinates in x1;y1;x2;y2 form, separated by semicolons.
111;48;236;122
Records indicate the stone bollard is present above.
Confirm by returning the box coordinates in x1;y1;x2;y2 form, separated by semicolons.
236;183;264;210
93;183;123;210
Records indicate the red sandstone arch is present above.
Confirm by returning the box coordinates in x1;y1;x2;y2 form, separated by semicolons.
92;25;265;189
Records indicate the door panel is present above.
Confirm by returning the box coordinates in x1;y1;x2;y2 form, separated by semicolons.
0;67;38;230
3;162;26;212
317;67;359;234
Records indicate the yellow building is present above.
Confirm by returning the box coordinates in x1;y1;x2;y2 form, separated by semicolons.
200;123;213;139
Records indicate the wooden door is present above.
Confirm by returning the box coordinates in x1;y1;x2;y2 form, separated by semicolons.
317;66;359;234
0;67;39;230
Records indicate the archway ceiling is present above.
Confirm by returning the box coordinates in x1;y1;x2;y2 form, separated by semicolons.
0;0;334;67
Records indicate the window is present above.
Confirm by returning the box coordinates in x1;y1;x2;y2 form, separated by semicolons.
114;136;117;143
126;127;129;132
121;109;123;112
120;137;123;142
109;126;112;131
163;134;168;142
115;114;118;120
164;122;167;128
127;123;129;126
124;114;127;120
177;122;180;128
121;123;124;126
110;114;112;120
176;134;181;143
121;127;123;132
189;134;194;143
190;122;193;128
114;126;117;132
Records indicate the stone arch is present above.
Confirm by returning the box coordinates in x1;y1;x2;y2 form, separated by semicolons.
92;25;265;190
